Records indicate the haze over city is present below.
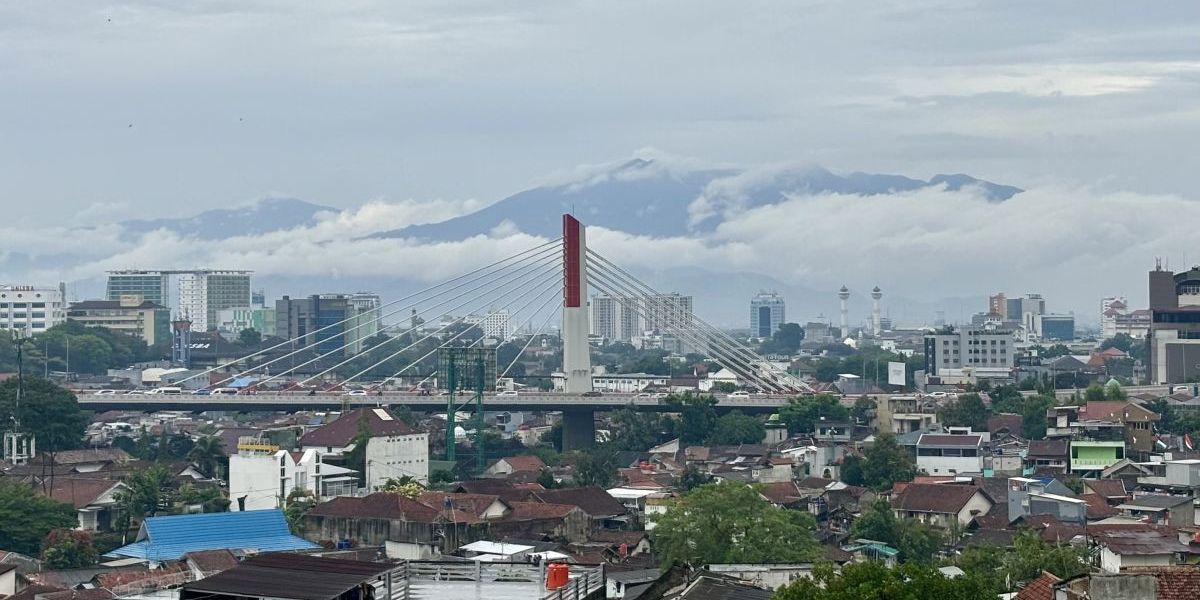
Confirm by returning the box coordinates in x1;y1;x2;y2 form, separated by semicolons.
2;4;1200;600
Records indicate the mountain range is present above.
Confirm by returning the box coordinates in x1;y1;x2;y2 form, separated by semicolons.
372;159;1022;241
41;159;1021;326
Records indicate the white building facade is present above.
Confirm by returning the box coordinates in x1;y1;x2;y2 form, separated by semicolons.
0;284;66;335
228;439;359;512
177;270;252;332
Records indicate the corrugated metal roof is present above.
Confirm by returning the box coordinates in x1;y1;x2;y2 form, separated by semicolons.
105;509;318;561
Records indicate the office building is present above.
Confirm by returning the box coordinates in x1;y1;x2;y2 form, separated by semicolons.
1006;294;1045;336
590;293;693;342
1100;296;1128;339
275;293;381;357
0;283;67;335
989;293;1007;319
67;295;171;346
177;270;252;332
750;291;786;338
1039;314;1075;341
216;306;277;338
923;324;1015;386
106;270;170;307
346;292;383;353
1148;263;1200;383
468;309;510;340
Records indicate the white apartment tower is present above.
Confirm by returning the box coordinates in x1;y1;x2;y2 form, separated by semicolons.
0;284;67;336
177;270;252;331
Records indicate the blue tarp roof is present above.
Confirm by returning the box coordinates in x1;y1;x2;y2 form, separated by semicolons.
229;377;258;388
105;509;318;562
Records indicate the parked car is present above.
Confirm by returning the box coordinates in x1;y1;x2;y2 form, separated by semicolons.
148;387;183;395
496;390;519;397
211;388;240;395
94;389;118;396
191;389;211;396
728;390;751;398
344;390;368;396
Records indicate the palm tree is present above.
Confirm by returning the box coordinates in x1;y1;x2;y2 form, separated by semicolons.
187;436;226;479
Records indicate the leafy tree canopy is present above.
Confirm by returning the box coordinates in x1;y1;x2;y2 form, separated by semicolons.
651;482;819;569
0;377;87;453
0;480;77;556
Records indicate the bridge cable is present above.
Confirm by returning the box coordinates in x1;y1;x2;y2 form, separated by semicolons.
174;238;562;385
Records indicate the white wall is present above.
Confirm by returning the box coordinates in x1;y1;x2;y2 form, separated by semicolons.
365;434;429;489
229;450;322;511
917;454;984;476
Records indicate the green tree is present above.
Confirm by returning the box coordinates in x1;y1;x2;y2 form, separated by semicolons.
651;483;819;569
0;480;77;556
1021;394;1055;440
41;529;98;568
1004;530;1089;584
937;393;990;431
571;445;617;488
187;435;226;479
608;408;671;452
707;411;764;445
1100;333;1134;354
773;562;996;600
860;433;915;490
0;377;88;456
282;489;316;534
761;323;804;354
115;465;175;539
778;394;850;434
667;393;719;444
238;328;263;346
677;465;713;492
840;454;865;486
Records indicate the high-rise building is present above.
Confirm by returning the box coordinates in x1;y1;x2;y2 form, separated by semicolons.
923;324;1015;377
1038;314;1075;341
346;292;383;354
589;293;693;342
838;286;850;338
0;283;67;336
989;293;1007;318
67;295;171;346
750;291;786;338
107;271;170;307
274;293;382;357
1005;294;1046;336
177;270;252;331
468;309;510;340
1100;296;1128;339
1147;263;1200;384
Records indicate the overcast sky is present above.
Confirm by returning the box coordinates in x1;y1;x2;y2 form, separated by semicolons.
3;1;1199;221
2;2;1199;321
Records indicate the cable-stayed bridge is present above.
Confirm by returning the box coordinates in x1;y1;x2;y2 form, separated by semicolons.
77;215;809;449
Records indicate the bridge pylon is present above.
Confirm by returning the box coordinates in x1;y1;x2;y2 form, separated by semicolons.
561;214;596;451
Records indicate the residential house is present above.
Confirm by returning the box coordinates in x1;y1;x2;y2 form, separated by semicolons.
298;407;429;488
1083;479;1129;505
1094;528;1192;573
1116;495;1195;528
1026;440;1070;474
891;483;993;529
43;477;127;531
1006;477;1086;524
105;510;318;562
529;487;629;529
483;455;546;477
228;440;357;512
916;434;985;475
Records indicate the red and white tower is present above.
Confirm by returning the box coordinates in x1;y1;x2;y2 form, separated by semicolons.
561;215;593;394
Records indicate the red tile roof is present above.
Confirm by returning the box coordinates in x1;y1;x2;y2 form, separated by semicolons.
497;455;546;472
1016;571;1061;600
1079;493;1117;519
1083;478;1127;500
504;501;578;520
892;483;986;515
308;492;440;522
298;408;417;448
416;492;505;519
43;477;123;509
530;487;627;519
1122;567;1200;600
